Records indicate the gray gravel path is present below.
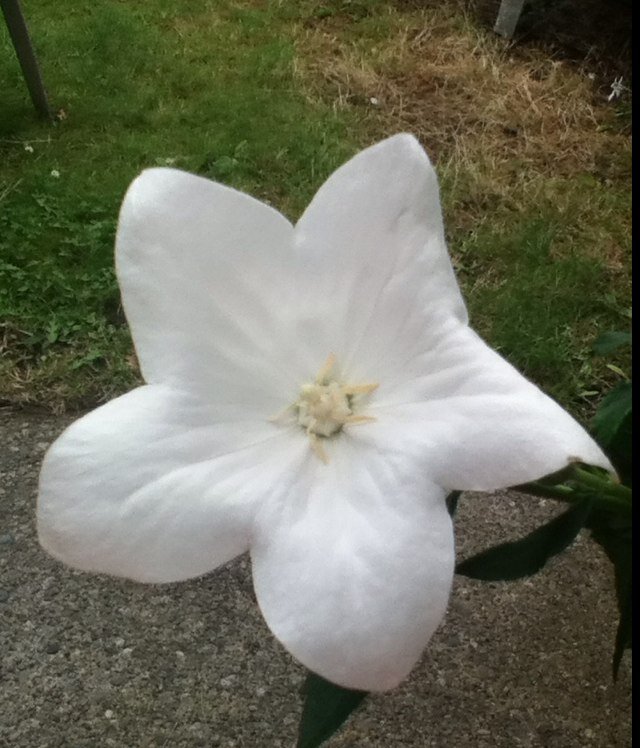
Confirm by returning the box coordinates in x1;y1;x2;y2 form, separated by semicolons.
0;408;631;747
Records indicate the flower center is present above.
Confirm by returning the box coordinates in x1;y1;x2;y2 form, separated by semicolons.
292;354;378;462
296;380;355;438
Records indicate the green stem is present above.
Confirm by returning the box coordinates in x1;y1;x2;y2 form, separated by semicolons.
571;467;632;509
513;481;575;502
514;467;631;515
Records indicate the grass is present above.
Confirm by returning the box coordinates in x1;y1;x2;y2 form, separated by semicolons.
0;0;631;418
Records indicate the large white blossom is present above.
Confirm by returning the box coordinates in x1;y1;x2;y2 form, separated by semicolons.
37;134;611;692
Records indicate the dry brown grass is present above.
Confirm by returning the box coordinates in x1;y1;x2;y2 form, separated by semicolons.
293;2;631;247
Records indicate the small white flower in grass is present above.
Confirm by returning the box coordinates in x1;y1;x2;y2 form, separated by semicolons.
37;134;613;692
607;76;625;102
50;169;60;178
24;144;34;153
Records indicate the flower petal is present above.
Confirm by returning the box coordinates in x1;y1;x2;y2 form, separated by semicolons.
38;385;300;583
251;436;454;692
368;325;613;490
116;168;300;413
292;133;467;384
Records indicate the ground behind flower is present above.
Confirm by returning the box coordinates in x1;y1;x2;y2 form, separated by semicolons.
0;0;631;418
0;408;632;747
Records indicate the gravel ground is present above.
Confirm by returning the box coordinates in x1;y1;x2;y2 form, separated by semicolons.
0;408;631;747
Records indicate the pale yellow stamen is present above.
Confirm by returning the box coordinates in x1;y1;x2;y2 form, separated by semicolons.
309;433;329;464
290;353;378;461
316;352;337;383
343;383;379;396
344;414;377;425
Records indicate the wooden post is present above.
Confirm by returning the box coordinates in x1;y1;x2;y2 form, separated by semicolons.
494;0;526;38
1;0;52;120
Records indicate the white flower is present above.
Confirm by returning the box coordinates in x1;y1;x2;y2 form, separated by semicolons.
607;76;625;102
50;169;60;178
37;134;611;692
24;144;34;153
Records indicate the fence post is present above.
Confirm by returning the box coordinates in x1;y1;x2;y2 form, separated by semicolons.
494;0;526;38
1;0;53;120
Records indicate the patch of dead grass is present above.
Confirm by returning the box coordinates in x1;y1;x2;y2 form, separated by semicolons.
293;2;631;264
297;8;628;167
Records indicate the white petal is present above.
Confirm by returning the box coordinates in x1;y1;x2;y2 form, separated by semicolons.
251;436;454;692
291;133;467;385
38;385;300;583
116;168;301;414
368;325;613;491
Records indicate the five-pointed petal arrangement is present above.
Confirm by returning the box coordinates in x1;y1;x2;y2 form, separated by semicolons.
37;134;612;692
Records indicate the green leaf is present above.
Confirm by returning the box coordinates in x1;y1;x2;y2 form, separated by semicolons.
297;673;367;748
613;591;632;678
456;499;592;581
605;413;632;486
592;331;632;356
586;508;632;677
592;382;632;482
593;382;631;447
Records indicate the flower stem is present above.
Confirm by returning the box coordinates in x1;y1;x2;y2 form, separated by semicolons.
514;466;631;515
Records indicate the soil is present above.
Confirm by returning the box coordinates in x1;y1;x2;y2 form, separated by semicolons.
0;408;631;747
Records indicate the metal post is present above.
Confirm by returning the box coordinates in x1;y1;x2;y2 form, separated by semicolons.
494;0;526;38
1;0;52;120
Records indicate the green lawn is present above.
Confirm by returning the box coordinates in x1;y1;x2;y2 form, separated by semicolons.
0;0;631;417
